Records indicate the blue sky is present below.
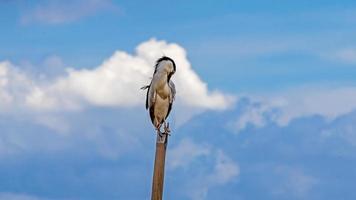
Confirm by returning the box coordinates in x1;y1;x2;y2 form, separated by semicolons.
1;0;356;200
2;0;356;93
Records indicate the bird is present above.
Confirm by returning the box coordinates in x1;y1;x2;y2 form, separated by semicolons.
141;56;176;137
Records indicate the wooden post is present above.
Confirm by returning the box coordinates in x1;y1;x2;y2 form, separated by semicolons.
151;133;168;200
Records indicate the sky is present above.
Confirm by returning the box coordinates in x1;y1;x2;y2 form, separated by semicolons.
1;0;356;199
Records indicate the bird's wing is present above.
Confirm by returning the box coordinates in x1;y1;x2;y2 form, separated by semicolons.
145;84;156;125
169;80;176;103
141;78;158;110
149;103;155;125
147;85;157;110
166;80;176;119
145;86;150;109
140;85;150;109
144;80;158;126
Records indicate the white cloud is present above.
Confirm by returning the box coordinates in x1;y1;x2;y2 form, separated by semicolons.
0;39;233;134
273;86;356;125
232;86;356;132
232;101;278;133
188;150;239;200
21;0;119;25
168;138;239;200
0;61;36;111
168;138;210;170
208;150;240;185
0;39;233;113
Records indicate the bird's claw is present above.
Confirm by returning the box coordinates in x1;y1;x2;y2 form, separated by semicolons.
163;122;171;136
155;125;163;137
156;129;164;138
155;122;171;138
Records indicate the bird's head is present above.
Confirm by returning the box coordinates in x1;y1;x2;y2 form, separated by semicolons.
155;56;176;78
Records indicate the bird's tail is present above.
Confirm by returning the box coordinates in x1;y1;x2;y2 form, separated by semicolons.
140;85;150;90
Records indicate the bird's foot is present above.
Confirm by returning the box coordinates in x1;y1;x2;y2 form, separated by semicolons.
157;130;165;138
155;123;170;138
163;122;171;136
155;124;164;137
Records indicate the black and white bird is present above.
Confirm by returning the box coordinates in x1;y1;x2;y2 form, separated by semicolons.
141;56;176;136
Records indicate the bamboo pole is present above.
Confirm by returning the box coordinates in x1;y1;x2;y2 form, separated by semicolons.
151;133;169;200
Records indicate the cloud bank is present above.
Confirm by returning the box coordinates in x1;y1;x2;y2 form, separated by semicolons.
0;39;234;113
168;138;239;200
232;86;356;133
